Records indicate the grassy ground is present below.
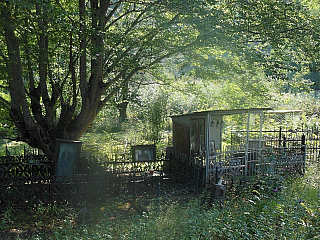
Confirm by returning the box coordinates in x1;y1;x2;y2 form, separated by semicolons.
1;126;319;239
0;165;319;239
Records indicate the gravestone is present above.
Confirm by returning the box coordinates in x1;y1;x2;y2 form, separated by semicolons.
131;145;156;162
54;139;82;176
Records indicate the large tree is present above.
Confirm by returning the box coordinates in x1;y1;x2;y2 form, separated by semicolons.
0;0;317;156
0;0;229;156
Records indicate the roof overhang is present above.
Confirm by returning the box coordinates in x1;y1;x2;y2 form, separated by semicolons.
265;109;303;114
171;108;273;119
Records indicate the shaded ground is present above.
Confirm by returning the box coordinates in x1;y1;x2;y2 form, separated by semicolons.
0;229;53;240
0;173;200;239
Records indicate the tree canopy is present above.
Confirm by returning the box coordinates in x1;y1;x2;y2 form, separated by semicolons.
0;0;318;156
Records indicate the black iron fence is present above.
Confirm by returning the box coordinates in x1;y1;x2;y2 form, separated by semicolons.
168;128;317;188
230;128;320;164
4;127;316;208
0;155;53;179
0;173;116;209
80;150;169;174
0;148;171;209
0;151;115;209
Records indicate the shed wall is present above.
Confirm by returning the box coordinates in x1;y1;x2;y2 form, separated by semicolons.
173;121;190;155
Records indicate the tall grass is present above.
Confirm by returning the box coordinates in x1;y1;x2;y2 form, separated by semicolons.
26;164;319;240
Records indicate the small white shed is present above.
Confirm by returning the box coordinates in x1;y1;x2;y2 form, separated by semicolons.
171;108;272;182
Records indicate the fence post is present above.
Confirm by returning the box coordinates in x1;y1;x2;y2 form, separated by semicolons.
301;134;306;152
279;127;282;148
301;134;306;174
113;148;117;174
157;181;161;198
133;164;136;196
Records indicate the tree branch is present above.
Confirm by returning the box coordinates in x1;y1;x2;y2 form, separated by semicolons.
79;0;88;99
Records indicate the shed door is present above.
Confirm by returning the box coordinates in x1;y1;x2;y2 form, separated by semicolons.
173;122;190;155
191;117;205;157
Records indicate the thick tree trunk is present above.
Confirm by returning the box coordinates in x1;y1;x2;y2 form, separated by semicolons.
2;5;52;156
117;81;130;127
118;101;129;125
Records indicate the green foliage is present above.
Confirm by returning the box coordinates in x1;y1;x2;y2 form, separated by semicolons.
142;88;169;143
0;0;238;153
2;125;320;239
15;166;317;239
0;0;318;155
39;167;319;239
302;0;320;14
0;203;74;236
0;206;15;229
81;116;171;164
90;104;120;133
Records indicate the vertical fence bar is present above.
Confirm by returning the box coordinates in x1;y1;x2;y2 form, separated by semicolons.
244;111;250;176
258;112;263;174
205;113;210;183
